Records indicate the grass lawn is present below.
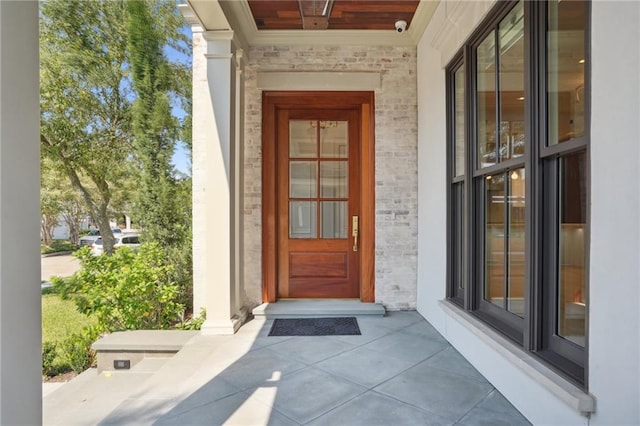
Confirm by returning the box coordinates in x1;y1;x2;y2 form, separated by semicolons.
41;239;78;255
42;293;96;343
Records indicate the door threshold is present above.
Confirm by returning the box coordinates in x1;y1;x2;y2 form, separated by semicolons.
252;299;385;319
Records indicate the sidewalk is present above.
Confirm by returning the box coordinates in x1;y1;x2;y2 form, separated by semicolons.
43;312;531;425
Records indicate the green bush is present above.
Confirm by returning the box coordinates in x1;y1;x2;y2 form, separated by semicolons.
42;341;61;377
42;326;100;377
176;308;206;331
58;327;100;373
53;244;184;332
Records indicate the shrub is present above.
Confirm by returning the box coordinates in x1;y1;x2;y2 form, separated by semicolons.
42;341;61;377
58;326;100;373
176;308;206;331
53;244;184;332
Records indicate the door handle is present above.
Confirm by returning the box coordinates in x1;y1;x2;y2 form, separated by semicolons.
352;216;359;252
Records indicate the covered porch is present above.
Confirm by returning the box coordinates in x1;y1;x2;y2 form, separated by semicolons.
2;0;640;424
43;311;529;425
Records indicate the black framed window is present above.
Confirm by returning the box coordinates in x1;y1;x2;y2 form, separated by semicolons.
446;0;589;387
447;58;466;306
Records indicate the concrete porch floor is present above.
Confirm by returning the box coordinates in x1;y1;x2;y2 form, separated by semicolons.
43;312;530;425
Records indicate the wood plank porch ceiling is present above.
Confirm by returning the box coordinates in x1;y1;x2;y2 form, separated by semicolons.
247;0;420;31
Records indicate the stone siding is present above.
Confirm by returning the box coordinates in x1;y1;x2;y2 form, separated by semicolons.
243;45;418;310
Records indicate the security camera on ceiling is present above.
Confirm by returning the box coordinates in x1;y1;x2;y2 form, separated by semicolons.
395;20;407;33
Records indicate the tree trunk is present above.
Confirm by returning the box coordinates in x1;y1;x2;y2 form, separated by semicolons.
94;216;116;255
41;214;57;246
62;202;83;245
59;161;117;255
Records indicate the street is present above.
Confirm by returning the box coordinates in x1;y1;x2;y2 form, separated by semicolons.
41;254;80;282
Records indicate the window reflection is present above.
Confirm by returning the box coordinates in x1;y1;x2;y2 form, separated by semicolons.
289;201;317;239
477;1;525;168
321;201;347;238
484;169;526;315
557;152;587;346
320;162;347;198
499;2;525;160
290;121;317;158
320;121;348;158
507;168;525;317
289;161;317;198
485;173;505;307
454;65;465;177
477;34;497;168
288;120;350;240
547;0;586;144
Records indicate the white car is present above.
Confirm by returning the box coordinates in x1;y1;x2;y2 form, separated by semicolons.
78;228;122;247
91;233;140;256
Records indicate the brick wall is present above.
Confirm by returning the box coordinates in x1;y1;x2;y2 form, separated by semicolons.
243;45;418;310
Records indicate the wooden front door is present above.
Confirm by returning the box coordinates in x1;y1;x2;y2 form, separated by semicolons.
262;91;375;303
277;108;360;298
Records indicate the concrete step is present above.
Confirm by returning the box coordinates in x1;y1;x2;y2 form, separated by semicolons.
252;299;385;319
91;330;198;373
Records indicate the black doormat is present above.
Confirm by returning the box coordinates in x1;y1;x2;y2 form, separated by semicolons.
268;317;361;336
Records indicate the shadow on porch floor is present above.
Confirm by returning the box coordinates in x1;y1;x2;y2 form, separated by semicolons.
43;311;530;425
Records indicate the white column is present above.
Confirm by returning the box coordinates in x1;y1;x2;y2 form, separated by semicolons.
190;26;245;335
0;1;42;424
233;49;245;316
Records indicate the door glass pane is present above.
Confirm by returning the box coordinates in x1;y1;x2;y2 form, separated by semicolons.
289;201;317;239
498;1;525;160
557;152;587;346
507;168;525;317
454;65;466;177
477;32;497;168
290;161;317;198
290;121;317;158
320;121;348;158
547;0;586;145
485;173;505;307
320;201;347;239
320;162;347;198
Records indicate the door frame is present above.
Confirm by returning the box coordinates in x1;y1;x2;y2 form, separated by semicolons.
262;91;375;303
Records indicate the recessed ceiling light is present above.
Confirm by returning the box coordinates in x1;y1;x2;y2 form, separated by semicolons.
517;96;525;101
578;59;585;64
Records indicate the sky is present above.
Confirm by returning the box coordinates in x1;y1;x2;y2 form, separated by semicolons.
168;23;192;177
172;142;191;176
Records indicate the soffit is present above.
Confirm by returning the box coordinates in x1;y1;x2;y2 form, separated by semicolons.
186;0;439;48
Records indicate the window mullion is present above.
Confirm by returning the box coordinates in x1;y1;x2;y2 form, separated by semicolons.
493;28;501;168
464;45;474;311
503;173;509;311
523;0;537;353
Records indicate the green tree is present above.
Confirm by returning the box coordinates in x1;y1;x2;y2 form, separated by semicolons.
40;0;132;254
126;1;193;305
40;159;62;247
126;0;190;244
59;191;87;246
41;157;88;246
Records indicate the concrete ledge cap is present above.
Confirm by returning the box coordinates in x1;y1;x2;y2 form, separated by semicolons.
92;330;199;352
439;300;595;415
